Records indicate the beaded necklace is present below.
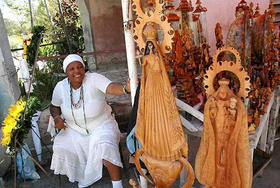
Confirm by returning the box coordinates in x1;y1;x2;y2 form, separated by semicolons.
69;80;89;134
71;86;83;108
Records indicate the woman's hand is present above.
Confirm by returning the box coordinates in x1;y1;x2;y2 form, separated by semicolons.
106;77;140;96
54;116;67;130
50;104;67;130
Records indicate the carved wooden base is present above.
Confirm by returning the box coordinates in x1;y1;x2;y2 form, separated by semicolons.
133;148;194;188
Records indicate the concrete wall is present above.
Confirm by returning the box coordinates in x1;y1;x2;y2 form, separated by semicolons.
0;10;20;122
0;10;21;177
87;0;125;65
173;0;269;54
85;0;269;58
77;0;96;71
203;0;269;55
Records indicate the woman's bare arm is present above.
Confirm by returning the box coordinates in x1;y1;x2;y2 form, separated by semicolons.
106;82;131;96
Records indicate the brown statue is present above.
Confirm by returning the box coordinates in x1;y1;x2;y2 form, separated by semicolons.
196;46;252;188
134;22;194;188
215;23;224;49
195;78;252;188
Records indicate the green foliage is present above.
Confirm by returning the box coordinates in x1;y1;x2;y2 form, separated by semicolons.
39;44;64;73
22;96;40;122
7;96;40;156
51;0;85;54
14;96;39;153
32;68;64;109
3;0;30;48
27;25;46;67
35;0;53;38
4;0;84;53
5;0;85;109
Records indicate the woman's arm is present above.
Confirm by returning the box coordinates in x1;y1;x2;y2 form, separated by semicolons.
50;104;67;129
106;81;131;96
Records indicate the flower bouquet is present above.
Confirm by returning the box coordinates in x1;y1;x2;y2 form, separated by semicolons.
1;96;39;156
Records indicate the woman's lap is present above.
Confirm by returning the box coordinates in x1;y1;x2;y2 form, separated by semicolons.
50;123;122;186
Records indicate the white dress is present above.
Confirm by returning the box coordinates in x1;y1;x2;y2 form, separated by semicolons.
50;72;123;187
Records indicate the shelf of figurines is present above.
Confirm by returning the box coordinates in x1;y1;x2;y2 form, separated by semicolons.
177;85;280;158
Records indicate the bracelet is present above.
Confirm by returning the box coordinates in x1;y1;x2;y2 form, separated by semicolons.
123;84;131;95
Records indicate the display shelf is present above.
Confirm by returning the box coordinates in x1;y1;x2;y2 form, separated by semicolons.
249;92;275;158
272;0;280;24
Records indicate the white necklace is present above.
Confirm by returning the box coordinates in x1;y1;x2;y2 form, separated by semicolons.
69;80;89;134
70;86;83;109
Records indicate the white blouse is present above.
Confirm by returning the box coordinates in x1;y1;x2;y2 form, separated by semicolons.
51;72;114;135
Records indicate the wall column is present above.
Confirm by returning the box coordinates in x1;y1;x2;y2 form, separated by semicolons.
121;0;138;104
0;10;21;176
77;0;96;71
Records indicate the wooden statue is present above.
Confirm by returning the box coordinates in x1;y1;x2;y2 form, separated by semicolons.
196;46;252;188
253;3;261;18
215;23;224;49
134;22;194;188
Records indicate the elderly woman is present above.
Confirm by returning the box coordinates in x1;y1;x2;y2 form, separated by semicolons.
50;54;129;188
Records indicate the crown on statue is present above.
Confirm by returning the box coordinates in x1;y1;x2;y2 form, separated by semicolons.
218;78;230;87
143;22;158;40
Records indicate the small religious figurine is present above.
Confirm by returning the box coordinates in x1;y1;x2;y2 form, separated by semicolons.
134;22;194;188
248;123;256;134
145;0;156;15
228;97;237;118
215;23;224;49
254;109;260;127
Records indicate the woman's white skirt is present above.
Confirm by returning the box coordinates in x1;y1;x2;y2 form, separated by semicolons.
50;122;123;187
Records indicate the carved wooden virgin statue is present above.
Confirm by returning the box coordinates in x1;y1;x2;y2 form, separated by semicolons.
196;47;252;188
134;22;194;188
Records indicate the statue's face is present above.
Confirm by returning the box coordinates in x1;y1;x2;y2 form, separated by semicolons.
217;87;227;99
229;101;237;109
148;43;153;50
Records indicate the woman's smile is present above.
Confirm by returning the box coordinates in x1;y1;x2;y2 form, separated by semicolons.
66;61;85;89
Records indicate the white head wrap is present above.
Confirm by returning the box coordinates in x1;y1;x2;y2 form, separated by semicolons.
63;54;85;73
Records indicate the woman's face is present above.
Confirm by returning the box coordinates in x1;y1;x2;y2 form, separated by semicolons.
66;61;85;85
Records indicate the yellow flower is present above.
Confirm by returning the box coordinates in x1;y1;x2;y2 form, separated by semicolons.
2;125;13;137
8;106;22;119
2;115;17;128
16;100;26;110
1;99;26;147
1;136;11;146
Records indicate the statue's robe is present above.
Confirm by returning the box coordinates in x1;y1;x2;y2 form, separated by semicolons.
136;40;187;161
